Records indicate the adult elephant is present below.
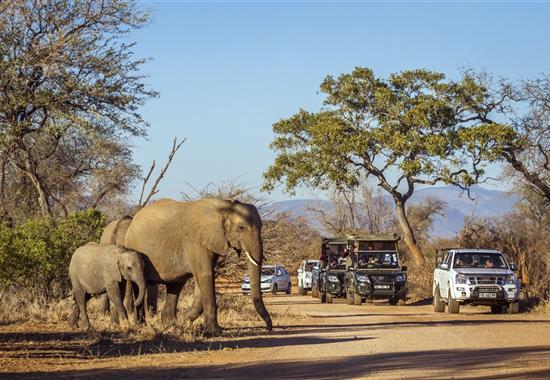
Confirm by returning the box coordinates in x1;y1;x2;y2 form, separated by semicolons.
124;198;272;333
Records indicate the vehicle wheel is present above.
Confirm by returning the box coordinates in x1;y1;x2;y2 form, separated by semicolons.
272;284;278;295
354;292;362;306
433;286;445;313
286;283;292;294
507;302;520;314
320;291;327;303
447;289;460;314
490;304;503;314
326;293;334;304
389;297;397;306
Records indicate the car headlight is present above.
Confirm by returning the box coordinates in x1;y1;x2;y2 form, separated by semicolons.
327;275;339;283
262;278;272;283
505;274;517;285
455;274;467;284
395;274;406;282
356;274;371;283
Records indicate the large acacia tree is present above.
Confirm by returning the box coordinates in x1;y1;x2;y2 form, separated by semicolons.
263;68;497;266
0;1;156;219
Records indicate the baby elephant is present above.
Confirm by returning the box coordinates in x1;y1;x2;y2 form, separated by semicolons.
68;243;146;330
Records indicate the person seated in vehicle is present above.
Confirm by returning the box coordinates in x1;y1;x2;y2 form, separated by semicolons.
485;258;495;268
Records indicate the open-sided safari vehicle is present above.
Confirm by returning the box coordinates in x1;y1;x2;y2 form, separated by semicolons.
345;234;407;306
317;238;349;303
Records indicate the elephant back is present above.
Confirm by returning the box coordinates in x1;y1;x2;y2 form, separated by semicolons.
100;216;133;246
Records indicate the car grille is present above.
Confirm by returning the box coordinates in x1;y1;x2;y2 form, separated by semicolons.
470;277;505;285
371;275;392;283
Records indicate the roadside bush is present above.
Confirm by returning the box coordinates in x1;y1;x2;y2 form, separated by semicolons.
0;209;106;300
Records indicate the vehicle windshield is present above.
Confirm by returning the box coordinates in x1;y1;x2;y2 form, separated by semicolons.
358;241;397;251
453;252;508;269
357;252;398;269
261;267;275;276
305;262;318;271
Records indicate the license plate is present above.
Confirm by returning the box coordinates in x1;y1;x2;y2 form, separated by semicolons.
374;285;390;289
479;292;497;298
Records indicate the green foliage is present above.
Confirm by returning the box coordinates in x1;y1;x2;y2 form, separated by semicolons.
0;210;106;299
263;67;497;196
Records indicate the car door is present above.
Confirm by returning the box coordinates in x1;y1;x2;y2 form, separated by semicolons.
275;267;284;288
439;252;453;296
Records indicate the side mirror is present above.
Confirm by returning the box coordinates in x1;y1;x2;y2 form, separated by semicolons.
440;263;449;270
510;263;518;271
401;265;408;272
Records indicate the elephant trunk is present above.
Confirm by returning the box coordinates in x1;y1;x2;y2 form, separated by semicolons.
246;243;272;331
133;271;146;307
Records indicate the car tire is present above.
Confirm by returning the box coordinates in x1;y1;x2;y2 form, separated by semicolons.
447;289;460;314
490;304;503;314
326;293;334;304
433;286;445;313
272;284;278;295
389;297;398;306
286;283;292;294
507;302;520;314
354;292;362;306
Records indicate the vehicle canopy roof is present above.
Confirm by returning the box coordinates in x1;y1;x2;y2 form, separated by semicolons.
350;234;400;242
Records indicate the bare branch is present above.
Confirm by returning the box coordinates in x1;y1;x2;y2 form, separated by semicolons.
139;137;186;209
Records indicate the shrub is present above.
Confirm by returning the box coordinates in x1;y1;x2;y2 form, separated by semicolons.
0;209;106;300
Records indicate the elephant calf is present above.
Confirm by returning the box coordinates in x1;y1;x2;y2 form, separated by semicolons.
68;243;146;330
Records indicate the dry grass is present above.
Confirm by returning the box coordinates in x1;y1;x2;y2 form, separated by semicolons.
0;285;298;349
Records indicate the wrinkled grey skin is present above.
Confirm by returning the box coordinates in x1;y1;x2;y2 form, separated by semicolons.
99;216;134;316
124;198;272;334
68;243;145;330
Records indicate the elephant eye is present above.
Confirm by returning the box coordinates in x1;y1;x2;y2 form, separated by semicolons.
127;265;132;270
237;225;246;232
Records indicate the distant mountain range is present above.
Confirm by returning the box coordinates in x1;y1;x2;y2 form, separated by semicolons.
268;185;519;238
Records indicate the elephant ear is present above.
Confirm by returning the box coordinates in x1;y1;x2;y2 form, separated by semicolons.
164;199;231;255
104;247;123;283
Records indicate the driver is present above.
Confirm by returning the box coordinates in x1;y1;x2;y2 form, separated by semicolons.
485;258;494;268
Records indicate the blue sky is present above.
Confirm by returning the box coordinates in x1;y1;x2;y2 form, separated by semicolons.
129;1;550;202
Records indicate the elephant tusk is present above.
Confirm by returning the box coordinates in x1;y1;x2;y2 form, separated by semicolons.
244;250;260;267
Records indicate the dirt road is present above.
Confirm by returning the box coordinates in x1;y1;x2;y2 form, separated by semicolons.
2;294;550;379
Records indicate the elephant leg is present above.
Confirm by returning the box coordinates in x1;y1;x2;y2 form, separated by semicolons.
100;294;110;316
106;282;128;325
161;281;186;326
74;285;91;330
146;283;159;315
194;255;221;335
68;292;79;329
182;282;203;322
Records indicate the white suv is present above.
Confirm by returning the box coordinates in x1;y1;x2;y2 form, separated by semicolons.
433;249;520;314
297;259;320;295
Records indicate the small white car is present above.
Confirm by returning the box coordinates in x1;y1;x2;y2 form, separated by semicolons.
242;265;291;295
297;259;321;295
433;249;520;314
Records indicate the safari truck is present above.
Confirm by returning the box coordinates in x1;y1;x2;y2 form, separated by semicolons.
317;238;349;303
433;248;520;314
345;234;407;306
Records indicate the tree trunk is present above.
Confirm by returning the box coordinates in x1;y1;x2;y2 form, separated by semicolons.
394;198;425;266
